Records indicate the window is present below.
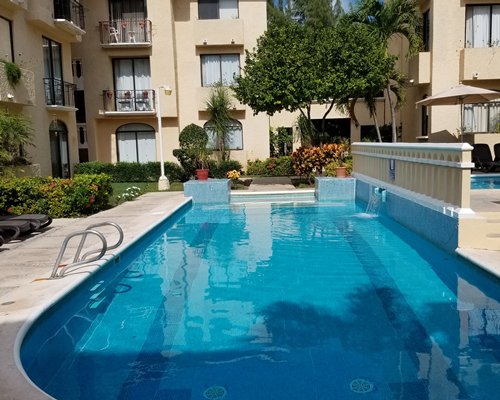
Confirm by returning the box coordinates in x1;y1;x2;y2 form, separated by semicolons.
201;54;239;86
49;120;70;178
0;17;13;62
464;103;500;133
116;123;156;162
205;120;243;150
198;0;238;20
43;37;72;106
113;58;151;111
465;5;500;48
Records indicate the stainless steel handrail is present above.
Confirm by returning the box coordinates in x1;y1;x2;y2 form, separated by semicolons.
80;222;124;260
50;230;107;279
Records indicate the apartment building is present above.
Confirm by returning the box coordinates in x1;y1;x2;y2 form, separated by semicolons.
403;0;500;145
1;0;269;177
71;0;269;168
1;0;84;178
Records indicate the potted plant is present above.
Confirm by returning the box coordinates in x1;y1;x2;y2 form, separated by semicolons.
173;124;211;180
194;146;210;180
2;60;22;88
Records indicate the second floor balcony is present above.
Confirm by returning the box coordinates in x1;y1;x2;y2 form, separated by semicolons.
103;89;156;115
99;19;152;48
44;78;76;109
53;0;85;35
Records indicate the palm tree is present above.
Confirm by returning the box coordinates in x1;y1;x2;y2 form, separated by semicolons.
0;108;33;167
205;83;233;161
351;0;422;142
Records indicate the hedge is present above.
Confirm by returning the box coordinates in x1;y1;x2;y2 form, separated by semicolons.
74;161;187;182
246;156;293;176
0;174;112;218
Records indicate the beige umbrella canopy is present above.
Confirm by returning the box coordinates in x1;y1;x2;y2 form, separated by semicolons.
416;84;500;139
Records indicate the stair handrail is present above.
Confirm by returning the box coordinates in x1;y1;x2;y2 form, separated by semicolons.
50;230;107;279
79;222;124;260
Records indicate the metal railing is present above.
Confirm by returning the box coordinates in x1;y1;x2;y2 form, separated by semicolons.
50;222;124;279
103;89;155;112
53;0;85;30
44;77;76;107
99;19;152;45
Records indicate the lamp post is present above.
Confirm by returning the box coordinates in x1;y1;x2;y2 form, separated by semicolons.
157;85;172;190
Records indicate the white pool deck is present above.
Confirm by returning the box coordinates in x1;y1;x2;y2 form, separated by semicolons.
0;188;499;400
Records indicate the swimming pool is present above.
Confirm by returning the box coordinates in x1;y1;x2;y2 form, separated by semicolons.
21;200;500;399
471;174;500;190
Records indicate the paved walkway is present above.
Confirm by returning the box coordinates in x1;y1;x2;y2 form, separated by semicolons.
0;184;499;399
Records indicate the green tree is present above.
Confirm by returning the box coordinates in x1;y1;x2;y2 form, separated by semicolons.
205;83;233;161
0;108;33;167
234;19;394;146
350;0;422;142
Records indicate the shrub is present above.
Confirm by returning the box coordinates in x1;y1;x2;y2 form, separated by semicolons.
0;174;112;217
74;161;186;182
207;159;243;178
291;144;348;179
174;124;210;174
246;156;293;176
116;186;142;203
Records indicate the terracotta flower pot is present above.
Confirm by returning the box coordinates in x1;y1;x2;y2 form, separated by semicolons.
335;166;347;178
195;169;209;180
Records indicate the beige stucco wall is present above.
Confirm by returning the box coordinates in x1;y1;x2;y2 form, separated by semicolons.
1;2;80;177
402;0;500;143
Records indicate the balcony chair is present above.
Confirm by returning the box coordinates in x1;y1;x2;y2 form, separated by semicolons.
109;27;120;43
472;143;500;172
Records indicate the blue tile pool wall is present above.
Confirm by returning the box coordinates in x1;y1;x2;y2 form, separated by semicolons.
355;180;459;253
183;179;231;204
315;177;356;202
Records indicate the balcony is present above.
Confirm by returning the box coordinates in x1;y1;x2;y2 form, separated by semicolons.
0;64;35;106
53;0;85;36
44;78;76;110
99;19;152;48
102;89;156;116
0;0;27;11
408;52;430;85
461;47;500;81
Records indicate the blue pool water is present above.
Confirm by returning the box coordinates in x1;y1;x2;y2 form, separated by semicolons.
471;174;500;189
21;201;500;400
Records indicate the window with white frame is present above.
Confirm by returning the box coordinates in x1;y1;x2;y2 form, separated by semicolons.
201;54;240;86
465;5;500;48
116;123;156;162
464;103;500;133
113;58;151;95
198;0;238;20
0;17;13;62
204;120;243;150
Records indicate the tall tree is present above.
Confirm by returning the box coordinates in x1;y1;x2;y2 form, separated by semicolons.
233;18;394;145
350;0;422;142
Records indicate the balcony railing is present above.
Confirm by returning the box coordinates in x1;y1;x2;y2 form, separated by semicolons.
44;78;76;107
103;89;155;112
99;19;152;46
53;0;85;30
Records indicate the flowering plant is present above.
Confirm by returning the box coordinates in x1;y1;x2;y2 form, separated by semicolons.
226;170;240;180
117;186;142;202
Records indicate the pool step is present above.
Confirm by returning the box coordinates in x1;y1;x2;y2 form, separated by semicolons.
459;212;500;250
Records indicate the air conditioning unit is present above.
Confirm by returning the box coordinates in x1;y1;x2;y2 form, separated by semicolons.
473;72;479;79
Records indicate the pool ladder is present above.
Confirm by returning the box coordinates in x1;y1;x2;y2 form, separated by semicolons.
49;222;124;279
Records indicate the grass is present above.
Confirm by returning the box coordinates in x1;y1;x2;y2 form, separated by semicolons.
110;181;184;205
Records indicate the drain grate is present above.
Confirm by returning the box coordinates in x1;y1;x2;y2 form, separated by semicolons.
350;378;375;394
203;386;227;400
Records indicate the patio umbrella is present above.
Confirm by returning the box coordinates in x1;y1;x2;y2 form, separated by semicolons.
415;84;500;140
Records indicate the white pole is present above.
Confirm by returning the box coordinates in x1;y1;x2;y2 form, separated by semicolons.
157;86;170;190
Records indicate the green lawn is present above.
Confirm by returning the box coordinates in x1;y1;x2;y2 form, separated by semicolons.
110;181;184;205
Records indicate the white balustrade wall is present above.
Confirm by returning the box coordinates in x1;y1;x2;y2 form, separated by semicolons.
352;143;474;211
